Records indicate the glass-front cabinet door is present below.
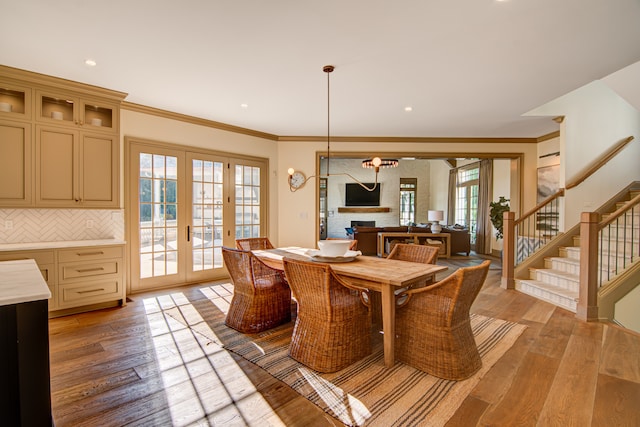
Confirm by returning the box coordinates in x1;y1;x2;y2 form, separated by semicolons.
36;90;118;132
0;81;31;120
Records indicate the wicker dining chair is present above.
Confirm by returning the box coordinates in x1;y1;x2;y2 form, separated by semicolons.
235;237;275;251
282;257;372;373
222;247;291;333
366;243;441;329
326;237;358;251
394;260;491;380
387;243;439;265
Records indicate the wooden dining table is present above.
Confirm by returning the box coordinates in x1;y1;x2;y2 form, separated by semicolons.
253;247;448;368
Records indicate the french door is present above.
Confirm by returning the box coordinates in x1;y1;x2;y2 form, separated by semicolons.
128;141;267;291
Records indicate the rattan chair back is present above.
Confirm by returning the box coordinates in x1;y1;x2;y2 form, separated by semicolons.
387;243;439;264
222;247;291;333
395;260;491;380
283;257;371;373
235;237;275;251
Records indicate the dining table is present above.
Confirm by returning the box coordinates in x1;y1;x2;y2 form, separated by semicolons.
252;246;448;368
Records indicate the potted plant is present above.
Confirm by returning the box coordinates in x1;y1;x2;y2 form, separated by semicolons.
489;196;510;240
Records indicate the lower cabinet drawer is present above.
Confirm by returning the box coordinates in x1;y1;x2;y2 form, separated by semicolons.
57;246;123;263
60;261;120;282
58;279;122;308
0;250;55;266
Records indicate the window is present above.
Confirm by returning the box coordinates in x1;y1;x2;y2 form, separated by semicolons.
455;165;479;244
399;178;417;225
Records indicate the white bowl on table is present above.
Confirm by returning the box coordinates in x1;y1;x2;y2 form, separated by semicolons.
317;240;352;257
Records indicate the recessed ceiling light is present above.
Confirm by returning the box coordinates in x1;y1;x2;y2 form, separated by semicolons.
404;106;413;112
240;103;248;109
84;59;97;67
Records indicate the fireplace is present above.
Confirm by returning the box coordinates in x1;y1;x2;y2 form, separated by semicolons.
351;221;376;227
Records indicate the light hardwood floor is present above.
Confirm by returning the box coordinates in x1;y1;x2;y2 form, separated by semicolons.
48;256;640;426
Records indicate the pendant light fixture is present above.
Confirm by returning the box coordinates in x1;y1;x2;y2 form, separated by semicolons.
287;65;398;192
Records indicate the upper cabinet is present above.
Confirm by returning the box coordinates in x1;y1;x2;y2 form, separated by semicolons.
0;119;32;207
0;65;127;208
36;90;119;134
0;82;32;122
35;126;119;207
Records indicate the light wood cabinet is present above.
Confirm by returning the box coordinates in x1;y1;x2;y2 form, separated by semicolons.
35;126;118;207
0;80;32;121
0;65;126;208
0;119;32;207
56;245;124;310
0;243;125;315
35;89;119;134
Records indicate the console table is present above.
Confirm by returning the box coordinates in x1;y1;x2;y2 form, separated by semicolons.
377;232;451;258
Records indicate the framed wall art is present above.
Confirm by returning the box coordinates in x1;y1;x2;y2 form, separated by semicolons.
537;164;560;203
536;164;560;234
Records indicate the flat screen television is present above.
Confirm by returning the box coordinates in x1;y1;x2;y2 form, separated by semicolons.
345;183;381;206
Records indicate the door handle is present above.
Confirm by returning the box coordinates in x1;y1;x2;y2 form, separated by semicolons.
187;225;190;242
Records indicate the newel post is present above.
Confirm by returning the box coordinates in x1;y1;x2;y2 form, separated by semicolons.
501;211;516;289
577;212;599;321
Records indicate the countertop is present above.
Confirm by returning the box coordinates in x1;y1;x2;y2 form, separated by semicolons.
0;259;51;306
0;239;126;252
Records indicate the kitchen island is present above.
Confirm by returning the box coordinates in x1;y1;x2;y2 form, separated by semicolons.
0;259;53;426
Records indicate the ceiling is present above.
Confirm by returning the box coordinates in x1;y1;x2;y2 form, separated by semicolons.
2;0;640;139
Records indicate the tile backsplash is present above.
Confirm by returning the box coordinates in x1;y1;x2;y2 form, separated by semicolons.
0;209;125;243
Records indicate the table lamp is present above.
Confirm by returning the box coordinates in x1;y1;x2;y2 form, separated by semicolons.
428;210;444;233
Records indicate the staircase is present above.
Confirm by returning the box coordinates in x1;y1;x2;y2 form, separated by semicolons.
515;189;640;313
516;242;580;312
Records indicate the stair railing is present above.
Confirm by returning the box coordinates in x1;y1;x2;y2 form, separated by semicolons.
565;136;634;190
578;192;640;320
514;189;565;264
502;135;635;292
598;192;640;284
501;190;564;289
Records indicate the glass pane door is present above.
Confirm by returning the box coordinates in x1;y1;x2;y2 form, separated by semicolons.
130;144;186;291
187;153;227;282
129;141;268;291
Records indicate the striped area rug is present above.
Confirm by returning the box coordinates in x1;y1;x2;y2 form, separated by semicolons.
212;309;526;426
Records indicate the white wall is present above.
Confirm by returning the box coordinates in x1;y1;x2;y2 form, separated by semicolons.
615;285;640;333
322;158;432;237
430;160;452;224
527;81;640;227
